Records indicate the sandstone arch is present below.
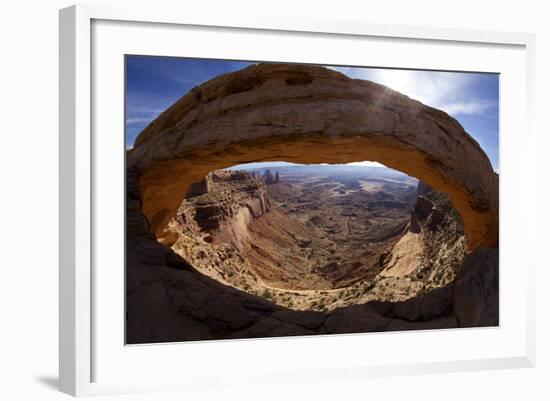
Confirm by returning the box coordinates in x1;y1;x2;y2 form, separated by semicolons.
128;63;498;250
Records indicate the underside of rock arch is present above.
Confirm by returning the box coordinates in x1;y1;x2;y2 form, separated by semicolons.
128;63;498;250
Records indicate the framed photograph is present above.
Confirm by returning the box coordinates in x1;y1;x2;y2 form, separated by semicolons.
59;4;536;396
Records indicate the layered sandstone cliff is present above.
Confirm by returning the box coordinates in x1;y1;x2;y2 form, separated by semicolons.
177;170;270;249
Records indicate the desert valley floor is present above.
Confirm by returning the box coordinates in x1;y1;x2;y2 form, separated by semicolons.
166;164;466;312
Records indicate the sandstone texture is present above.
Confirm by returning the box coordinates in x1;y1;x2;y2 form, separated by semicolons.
177;170;270;249
127;63;499;250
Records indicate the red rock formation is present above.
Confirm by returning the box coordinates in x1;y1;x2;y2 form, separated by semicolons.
177;170;270;250
260;169;280;185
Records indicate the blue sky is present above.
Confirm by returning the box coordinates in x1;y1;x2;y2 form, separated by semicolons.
126;56;499;171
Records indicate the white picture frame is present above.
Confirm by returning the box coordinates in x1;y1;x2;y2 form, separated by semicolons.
59;3;536;397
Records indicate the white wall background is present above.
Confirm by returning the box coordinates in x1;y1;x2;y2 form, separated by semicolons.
0;0;547;399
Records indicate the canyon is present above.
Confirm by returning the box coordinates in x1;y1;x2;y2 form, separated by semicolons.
166;164;466;313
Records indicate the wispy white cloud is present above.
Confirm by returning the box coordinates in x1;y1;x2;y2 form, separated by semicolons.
126;117;154;124
328;66;494;117
437;100;497;116
125;99;167;127
126;103;165;115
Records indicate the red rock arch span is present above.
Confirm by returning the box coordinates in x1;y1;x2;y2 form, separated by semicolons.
127;63;498;250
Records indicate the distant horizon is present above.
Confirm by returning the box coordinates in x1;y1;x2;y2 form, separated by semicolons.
224;161;420;185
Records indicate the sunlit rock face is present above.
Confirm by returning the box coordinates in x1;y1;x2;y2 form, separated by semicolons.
177;170;270;251
128;63;498;251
